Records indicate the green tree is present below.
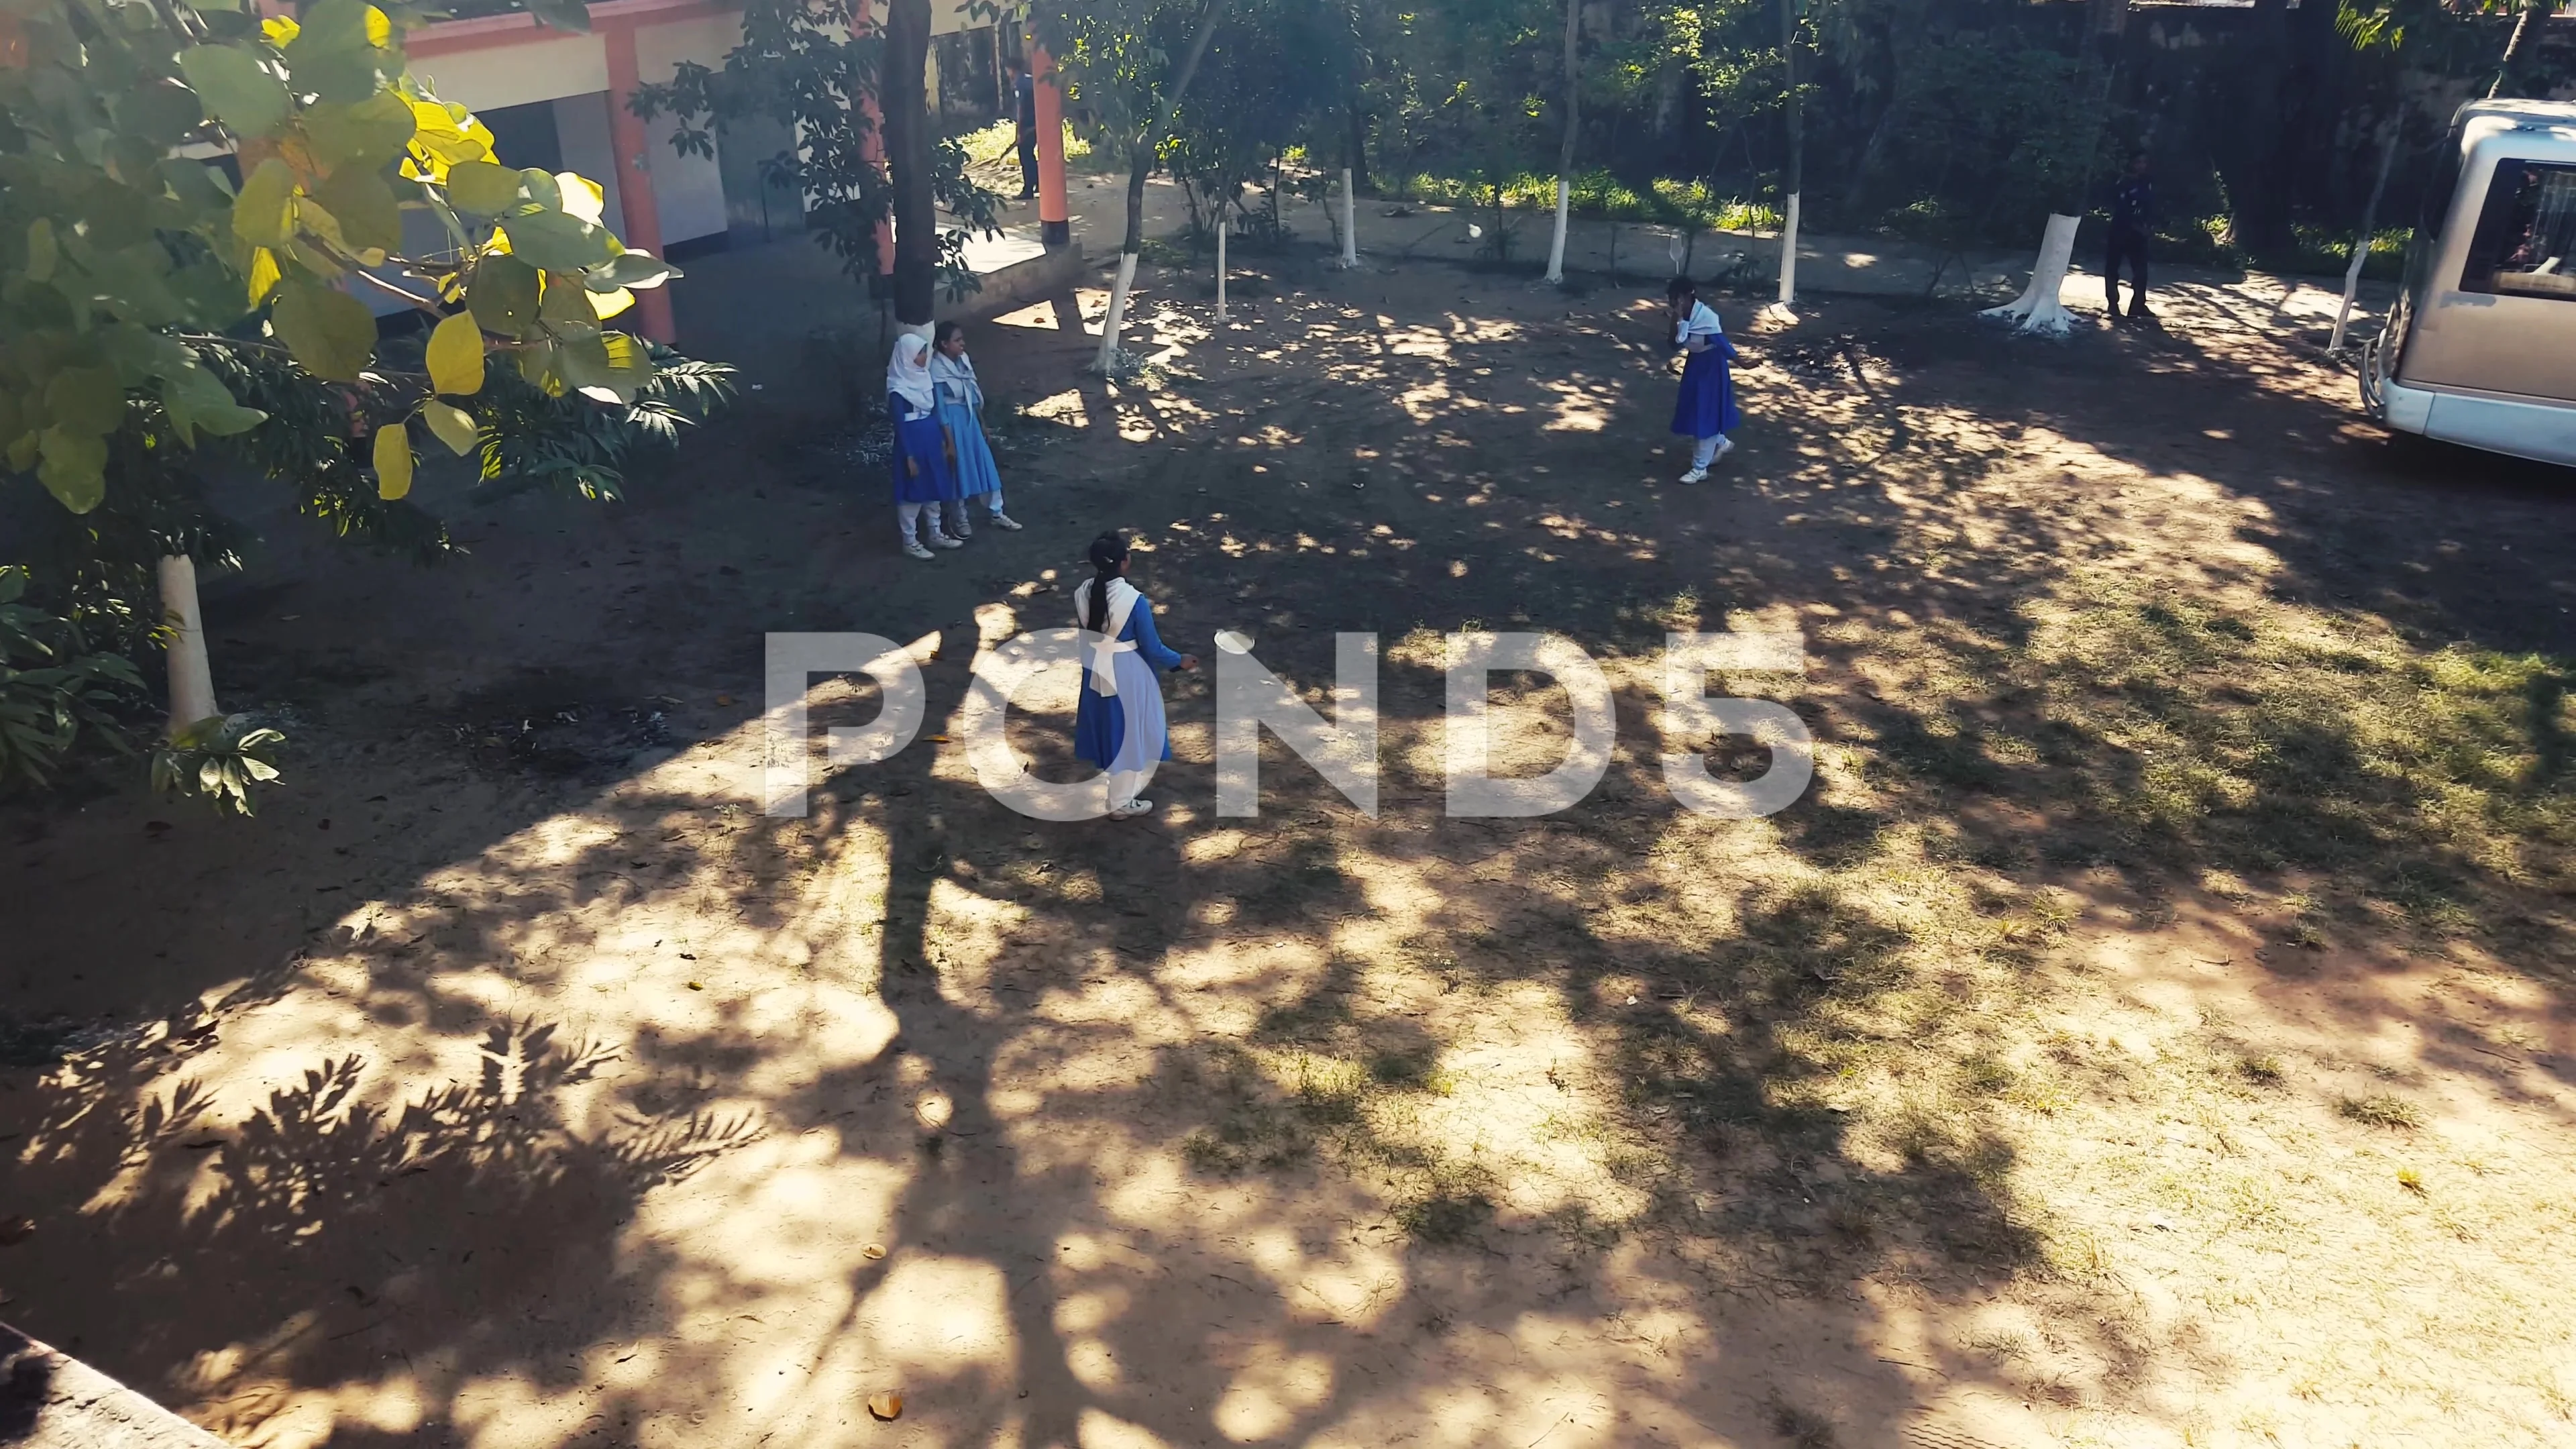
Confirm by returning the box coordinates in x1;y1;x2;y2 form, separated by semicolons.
1;0;724;809
629;0;1002;333
1024;0;1234;370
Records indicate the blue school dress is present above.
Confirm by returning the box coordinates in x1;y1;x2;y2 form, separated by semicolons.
934;372;1002;501
888;393;956;504
1073;588;1182;771
1670;303;1741;441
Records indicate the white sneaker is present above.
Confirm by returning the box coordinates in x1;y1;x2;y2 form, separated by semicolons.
1108;798;1155;819
1709;436;1735;464
902;539;935;560
1678;467;1709;484
949;517;972;539
930;531;965;550
989;512;1024;531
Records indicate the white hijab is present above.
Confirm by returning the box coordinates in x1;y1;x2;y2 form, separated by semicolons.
1073;576;1142;697
930;343;982;411
885;333;936;415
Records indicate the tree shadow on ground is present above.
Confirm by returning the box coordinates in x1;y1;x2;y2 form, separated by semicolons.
2;264;2573;1446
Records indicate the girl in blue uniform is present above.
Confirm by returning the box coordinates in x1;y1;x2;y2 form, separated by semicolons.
1666;276;1740;483
931;322;1020;537
888;333;962;559
1072;531;1197;819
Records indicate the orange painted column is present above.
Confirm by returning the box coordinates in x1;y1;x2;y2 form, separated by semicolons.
857;0;894;282
1032;42;1068;247
603;23;676;342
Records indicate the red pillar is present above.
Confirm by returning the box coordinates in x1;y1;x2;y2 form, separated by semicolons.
603;23;676;343
1032;43;1068;248
857;0;894;280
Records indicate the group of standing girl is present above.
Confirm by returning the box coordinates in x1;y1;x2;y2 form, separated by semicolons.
886;325;1021;559
881;327;1198;820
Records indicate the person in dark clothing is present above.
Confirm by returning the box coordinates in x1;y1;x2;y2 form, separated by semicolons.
1008;60;1038;201
2106;151;2154;322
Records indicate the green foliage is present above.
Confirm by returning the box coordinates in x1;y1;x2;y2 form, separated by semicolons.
0;568;146;796
0;0;729;814
0;0;681;518
1161;0;1346;235
629;0;1001;299
1358;0;1562;197
1398;168;1778;232
152;714;285;817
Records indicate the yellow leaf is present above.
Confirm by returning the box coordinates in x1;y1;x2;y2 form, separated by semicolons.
588;285;635;320
555;171;606;225
231;157;299;247
865;1393;902;1421
425;311;486;396
373;421;413;500
419;398;478;456
260;14;300;45
246;246;282;305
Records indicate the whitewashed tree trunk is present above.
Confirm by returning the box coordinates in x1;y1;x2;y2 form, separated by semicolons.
1983;212;2081;336
158;555;217;734
1095;252;1140;372
1759;193;1801;323
1216;215;1228;321
1337;168;1358;268
1545;0;1579;286
2332;119;2405;354
1545;177;1572;284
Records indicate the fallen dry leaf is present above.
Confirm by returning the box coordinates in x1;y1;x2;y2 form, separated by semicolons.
0;1217;34;1246
862;1243;888;1260
686;981;704;991
926;734;951;743
867;1391;902;1421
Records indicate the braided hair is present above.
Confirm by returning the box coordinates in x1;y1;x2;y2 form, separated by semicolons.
1084;531;1128;635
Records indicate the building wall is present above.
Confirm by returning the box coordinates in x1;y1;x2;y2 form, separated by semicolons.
412;32;608;112
634;16;739;246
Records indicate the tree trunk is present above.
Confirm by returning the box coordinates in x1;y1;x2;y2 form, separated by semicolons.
1097;0;1228;371
2332;116;2404;352
158;555;217;733
1544;0;1580;284
1984;213;2082;335
2223;0;2297;256
1216;211;1228;321
883;0;937;331
1338;168;1359;266
1766;0;1803;319
2491;0;2557;98
1347;98;1371;193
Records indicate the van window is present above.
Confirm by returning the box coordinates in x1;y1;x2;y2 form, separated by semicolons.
2461;160;2576;301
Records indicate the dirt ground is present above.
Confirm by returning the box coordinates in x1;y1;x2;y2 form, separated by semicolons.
5;250;2574;1449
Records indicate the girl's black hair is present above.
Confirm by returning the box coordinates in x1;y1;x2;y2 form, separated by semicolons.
933;320;965;349
1665;276;1697;303
1085;531;1128;635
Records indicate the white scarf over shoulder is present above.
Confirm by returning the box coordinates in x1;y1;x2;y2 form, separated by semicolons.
930;348;983;411
1673;299;1725;347
1073;577;1142;697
